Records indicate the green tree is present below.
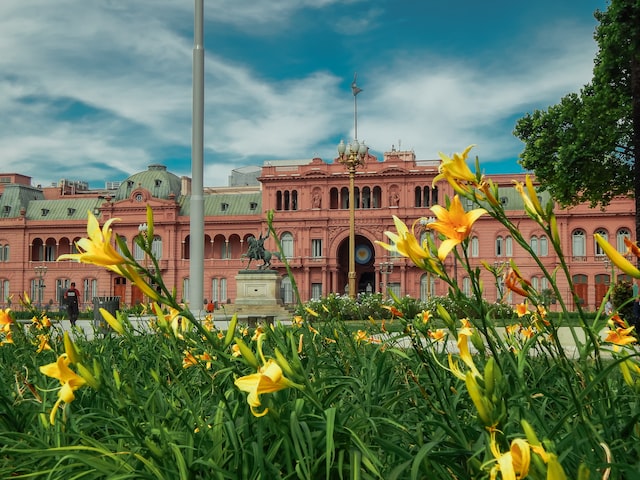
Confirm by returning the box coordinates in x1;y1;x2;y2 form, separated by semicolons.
514;0;640;234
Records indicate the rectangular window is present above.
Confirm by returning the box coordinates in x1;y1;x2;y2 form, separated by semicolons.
182;278;190;302
211;278;219;303
311;239;322;258
220;278;227;302
83;279;97;306
388;282;401;298
0;279;9;303
311;283;322;300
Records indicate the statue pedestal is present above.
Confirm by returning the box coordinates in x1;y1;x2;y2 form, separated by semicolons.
235;270;283;307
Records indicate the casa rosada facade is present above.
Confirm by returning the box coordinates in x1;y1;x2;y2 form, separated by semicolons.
0;148;634;313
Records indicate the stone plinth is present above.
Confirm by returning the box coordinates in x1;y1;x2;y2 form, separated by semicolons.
235;270;283;306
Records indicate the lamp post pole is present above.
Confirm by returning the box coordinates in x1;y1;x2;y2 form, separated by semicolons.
337;139;368;299
379;261;394;300
34;264;47;308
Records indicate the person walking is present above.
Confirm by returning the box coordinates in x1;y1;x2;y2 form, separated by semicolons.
64;282;81;327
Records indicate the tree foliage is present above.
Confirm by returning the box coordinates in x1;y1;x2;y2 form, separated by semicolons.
513;0;640;209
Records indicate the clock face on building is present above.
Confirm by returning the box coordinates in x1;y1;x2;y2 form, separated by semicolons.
135;193;143;202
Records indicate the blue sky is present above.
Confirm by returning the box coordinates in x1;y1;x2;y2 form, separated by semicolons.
0;0;608;188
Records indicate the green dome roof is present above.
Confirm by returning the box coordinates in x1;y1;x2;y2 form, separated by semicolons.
115;164;182;201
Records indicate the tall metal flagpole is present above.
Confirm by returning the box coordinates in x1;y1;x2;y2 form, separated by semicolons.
189;0;204;315
351;73;362;140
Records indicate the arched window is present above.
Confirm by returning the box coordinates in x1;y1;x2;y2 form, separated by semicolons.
572;230;586;258
44;238;57;262
133;236;145;261
594;229;608;257
471;236;479;257
617;228;631;253
330;188;339;209
414;187;422;208
151;235;162;260
0;244;8;262
372;186;382;208
362;187;371;209
496;236;503;257
530;236;538;255
281;232;294;258
539;235;548;256
340;187;349;209
431;186;439;205
505;236;513;257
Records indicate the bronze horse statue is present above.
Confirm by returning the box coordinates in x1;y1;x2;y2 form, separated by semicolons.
242;232;281;270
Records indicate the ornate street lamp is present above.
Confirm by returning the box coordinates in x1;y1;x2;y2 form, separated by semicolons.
379;261;394;300
337;139;368;299
34;264;47;308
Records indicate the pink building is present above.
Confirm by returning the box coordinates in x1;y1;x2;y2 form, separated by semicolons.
0;150;633;312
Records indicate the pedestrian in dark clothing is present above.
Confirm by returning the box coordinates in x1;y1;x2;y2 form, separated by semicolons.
64;282;81;327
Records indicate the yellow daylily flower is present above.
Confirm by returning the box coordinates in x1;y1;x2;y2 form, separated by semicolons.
428;329;446;342
0;308;13;333
428;196;487;261
504;267;531;298
489;430;531;480
183;350;198;368
513;175;545;223
99;308;125;335
376;216;444;275
36;334;52;353
234;359;293;417
109;263;159;303
57;211;159;302
57;211;125;267
304;307;319;317
595;233;640;278
457;328;481;379
625;237;640;257
378;215;426;260
605;326;637;346
433;145;477;187
2;331;14;345
39;353;87;424
515;303;529;318
354;329;368;343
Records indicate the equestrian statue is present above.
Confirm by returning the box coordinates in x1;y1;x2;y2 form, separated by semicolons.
242;230;281;270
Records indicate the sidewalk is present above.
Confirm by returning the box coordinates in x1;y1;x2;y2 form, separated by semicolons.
55;317;611;358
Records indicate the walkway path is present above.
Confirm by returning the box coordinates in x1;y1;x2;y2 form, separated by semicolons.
54;317;614;359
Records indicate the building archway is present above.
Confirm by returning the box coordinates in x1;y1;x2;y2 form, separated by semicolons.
336;235;376;295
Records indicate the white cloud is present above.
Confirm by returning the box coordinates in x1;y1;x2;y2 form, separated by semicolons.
0;1;602;188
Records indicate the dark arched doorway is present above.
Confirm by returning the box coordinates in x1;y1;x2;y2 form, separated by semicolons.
337;235;376;295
